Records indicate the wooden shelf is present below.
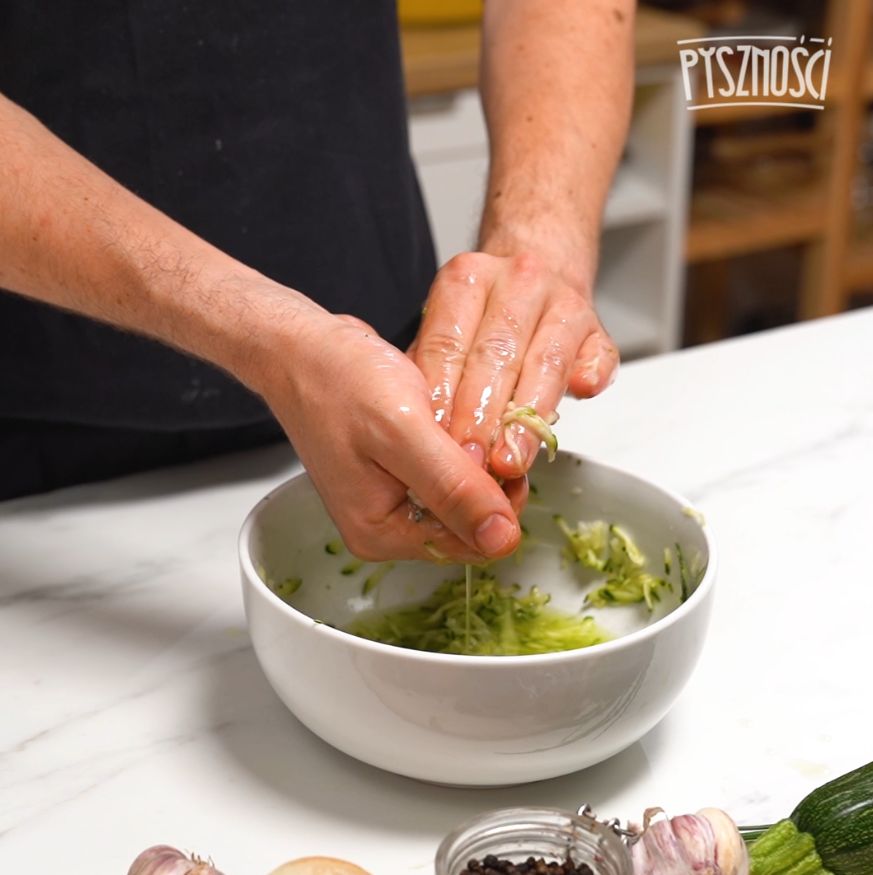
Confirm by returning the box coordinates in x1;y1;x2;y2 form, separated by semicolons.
819;58;873;104
687;183;825;262
401;6;704;98
845;237;873;289
684;4;873;318
402;24;480;98
864;57;873;100
634;7;706;67
694;101;821;127
692;54;873;126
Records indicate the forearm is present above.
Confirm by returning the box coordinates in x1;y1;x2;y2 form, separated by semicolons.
478;0;635;288
0;93;323;392
0;97;524;561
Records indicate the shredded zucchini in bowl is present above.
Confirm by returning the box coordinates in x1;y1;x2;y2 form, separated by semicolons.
554;516;674;611
268;514;704;657
346;571;611;656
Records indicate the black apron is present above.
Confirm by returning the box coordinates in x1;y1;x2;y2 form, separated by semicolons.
0;0;435;495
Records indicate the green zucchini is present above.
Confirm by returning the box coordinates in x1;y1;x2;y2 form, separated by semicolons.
791;760;873;875
745;760;873;875
748;820;829;875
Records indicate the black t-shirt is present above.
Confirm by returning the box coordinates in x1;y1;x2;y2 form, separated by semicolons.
0;0;435;430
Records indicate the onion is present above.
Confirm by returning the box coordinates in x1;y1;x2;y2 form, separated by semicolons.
127;845;225;875
269;858;371;874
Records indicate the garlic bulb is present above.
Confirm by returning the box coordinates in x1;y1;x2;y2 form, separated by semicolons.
631;808;749;875
128;845;224;875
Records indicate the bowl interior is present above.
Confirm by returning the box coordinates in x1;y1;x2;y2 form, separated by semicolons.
247;453;710;645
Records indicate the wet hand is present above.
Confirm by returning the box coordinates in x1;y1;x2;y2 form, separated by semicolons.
408;251;618;480
258;312;524;563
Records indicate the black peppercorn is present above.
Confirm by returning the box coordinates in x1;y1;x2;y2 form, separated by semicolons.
458;855;594;875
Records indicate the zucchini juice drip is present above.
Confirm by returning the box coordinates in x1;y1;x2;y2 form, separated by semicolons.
464;562;473;653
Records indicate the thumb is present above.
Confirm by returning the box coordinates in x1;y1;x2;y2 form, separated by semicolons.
378;417;521;559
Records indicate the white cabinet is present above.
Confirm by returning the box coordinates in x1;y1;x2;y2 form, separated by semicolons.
408;66;692;358
409;91;489;261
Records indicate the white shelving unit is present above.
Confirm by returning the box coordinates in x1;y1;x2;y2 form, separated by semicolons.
408;65;693;358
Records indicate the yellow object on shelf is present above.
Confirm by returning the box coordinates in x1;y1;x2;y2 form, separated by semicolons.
398;0;482;27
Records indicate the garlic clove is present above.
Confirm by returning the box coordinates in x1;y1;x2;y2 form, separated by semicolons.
670;814;718;874
697;807;750;875
631;817;690;874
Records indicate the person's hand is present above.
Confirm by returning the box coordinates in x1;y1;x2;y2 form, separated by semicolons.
408;251;618;481
252;309;526;563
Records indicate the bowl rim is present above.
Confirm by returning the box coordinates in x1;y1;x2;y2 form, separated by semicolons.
238;452;718;665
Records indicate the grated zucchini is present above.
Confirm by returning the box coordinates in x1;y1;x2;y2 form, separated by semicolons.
347;571;611;656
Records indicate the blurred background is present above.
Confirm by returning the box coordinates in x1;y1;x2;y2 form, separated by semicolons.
398;0;873;357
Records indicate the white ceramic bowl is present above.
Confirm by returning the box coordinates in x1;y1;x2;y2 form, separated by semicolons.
240;452;716;786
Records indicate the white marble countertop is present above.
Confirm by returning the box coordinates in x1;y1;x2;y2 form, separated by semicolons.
3;309;872;874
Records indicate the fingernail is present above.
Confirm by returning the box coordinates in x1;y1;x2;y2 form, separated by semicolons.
599;334;619;387
475;514;518;555
462;441;486;468
582;354;602;387
503;423;529;469
514;435;530;469
494;440;528;471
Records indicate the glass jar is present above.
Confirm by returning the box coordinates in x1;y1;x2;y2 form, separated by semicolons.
435;806;633;875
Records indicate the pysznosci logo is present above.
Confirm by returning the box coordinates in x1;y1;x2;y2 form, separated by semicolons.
678;34;832;112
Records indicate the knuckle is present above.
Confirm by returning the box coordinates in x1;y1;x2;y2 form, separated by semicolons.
443;252;481;273
418;330;466;364
473;328;521;369
429;470;474;520
444;251;482;278
512;251;543;279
